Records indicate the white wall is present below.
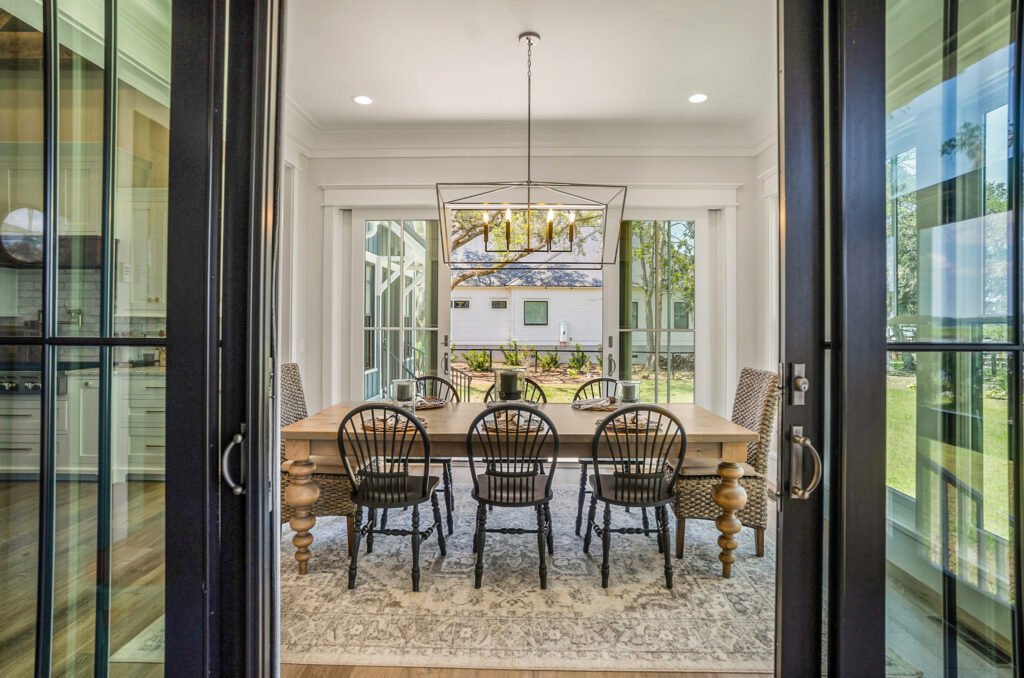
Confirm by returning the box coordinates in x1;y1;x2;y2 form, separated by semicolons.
450;287;603;348
279;108;780;416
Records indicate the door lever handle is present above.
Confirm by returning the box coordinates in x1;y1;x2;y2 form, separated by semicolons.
220;431;246;496
789;425;822;500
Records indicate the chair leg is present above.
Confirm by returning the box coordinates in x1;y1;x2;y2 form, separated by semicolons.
601;502;612;588
575;463;588;536
675;517;686;559
660;506;673;589
641;506;650;532
536;504;548;589
379;508;388;531
346;515;355;558
411;505;421;592
431;491;447;557
474;503;487;588
544;502;554;554
655;506;664;554
366;508;376;554
583;494;597;553
348;507;363;589
756;528;765;557
442;460;454;535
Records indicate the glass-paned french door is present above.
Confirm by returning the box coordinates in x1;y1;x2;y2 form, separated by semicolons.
884;0;1019;673
0;0;170;674
363;219;439;399
617;220;695;402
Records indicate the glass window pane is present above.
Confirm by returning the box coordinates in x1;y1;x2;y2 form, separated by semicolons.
0;7;45;337
111;0;170;339
621;221;657;330
365;221;402;328
0;343;42;670
662;221;695;331
661;331;694;403
52;346;101;677
886;351;1015;675
108;346;164;671
885;0;1013;344
523;300;547;325
56;2;105;338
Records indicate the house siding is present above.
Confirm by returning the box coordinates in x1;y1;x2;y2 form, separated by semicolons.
450;286;602;349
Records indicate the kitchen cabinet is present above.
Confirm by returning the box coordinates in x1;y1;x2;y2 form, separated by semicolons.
115;188;168;318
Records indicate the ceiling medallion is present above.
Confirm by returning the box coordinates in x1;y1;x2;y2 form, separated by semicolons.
437;31;627;271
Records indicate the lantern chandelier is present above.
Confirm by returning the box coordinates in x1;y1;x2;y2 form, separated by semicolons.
437;31;627;271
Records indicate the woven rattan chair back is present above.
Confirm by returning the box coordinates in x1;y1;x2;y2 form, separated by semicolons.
280;363;308;462
730;368;780;475
466;404;558;505
337;403;429;506
573;377;618;401
416;375;460;402
592;404;686;505
482;377;547;404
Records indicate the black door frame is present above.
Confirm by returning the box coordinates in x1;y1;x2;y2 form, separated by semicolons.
166;0;281;674
777;0;887;674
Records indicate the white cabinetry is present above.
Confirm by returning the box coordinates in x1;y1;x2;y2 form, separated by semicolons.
115;189;168;318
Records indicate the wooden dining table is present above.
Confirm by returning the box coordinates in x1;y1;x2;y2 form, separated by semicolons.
281;401;759;578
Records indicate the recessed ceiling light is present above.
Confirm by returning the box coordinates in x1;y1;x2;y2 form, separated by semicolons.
352;95;373;105
688;93;708;103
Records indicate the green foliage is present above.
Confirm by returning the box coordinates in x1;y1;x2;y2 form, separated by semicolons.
461;350;491;372
566;367;581;379
501;340;531;366
538;352;561;372
568;344;590;372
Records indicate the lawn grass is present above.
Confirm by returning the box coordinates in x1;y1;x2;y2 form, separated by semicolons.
887;377;1013;540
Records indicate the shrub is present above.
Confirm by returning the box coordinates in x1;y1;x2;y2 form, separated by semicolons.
568;344;590;372
461;350;491;372
538;352;561;372
566;367;581;379
501;340;527;366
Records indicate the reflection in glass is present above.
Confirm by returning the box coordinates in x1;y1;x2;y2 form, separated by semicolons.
0;344;42;671
0;8;44;337
885;352;1014;675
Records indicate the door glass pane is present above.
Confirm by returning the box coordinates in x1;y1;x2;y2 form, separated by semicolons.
0;7;44;337
52;346;100;677
885;0;1013;344
109;346;165;672
886;351;1014;675
113;0;171;338
56;2;104;337
660;331;694;403
0;344;41;671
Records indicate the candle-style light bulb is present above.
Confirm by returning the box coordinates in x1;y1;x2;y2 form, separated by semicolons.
505;208;512;244
483;211;489;243
545;209;554;245
568;211;576;243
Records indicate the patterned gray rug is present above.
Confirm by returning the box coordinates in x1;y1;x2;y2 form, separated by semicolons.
281;483;777;673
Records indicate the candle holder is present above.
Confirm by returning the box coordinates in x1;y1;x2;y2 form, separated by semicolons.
493;366;526;401
616;380;640;405
391;378;416;414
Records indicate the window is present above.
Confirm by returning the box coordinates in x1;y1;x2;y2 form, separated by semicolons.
523;300;548;325
453;299;470;309
491;299;507;309
673;301;689;329
630;301;639;328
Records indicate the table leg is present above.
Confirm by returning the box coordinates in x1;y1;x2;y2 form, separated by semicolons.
284;459;320;574
712;461;747;578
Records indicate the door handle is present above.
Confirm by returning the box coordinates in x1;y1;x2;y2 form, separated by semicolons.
441;352;449;374
608;353;616;376
789;425;822;500
220;430;246;496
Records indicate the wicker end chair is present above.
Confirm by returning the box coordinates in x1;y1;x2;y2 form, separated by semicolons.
279;363;357;555
673;367;780;559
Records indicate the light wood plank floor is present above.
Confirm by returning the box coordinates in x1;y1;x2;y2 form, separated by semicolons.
281;666;765;678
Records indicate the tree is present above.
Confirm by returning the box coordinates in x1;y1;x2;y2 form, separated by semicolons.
449;209;602;289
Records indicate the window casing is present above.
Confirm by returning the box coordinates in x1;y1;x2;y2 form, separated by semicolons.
523;300;548;325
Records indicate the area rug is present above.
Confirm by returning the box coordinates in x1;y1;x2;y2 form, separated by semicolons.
281;483;777;673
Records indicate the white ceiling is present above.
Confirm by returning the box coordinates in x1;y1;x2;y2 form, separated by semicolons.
284;0;777;130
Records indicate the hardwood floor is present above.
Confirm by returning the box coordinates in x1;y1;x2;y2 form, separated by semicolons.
281;666;766;678
0;479;166;676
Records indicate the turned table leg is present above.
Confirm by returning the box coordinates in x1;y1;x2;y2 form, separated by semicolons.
284;459;319;574
712;461;747;578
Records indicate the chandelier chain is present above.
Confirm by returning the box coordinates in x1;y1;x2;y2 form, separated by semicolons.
526;36;532;185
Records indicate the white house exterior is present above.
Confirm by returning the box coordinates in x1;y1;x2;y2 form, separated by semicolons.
451;286;602;349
